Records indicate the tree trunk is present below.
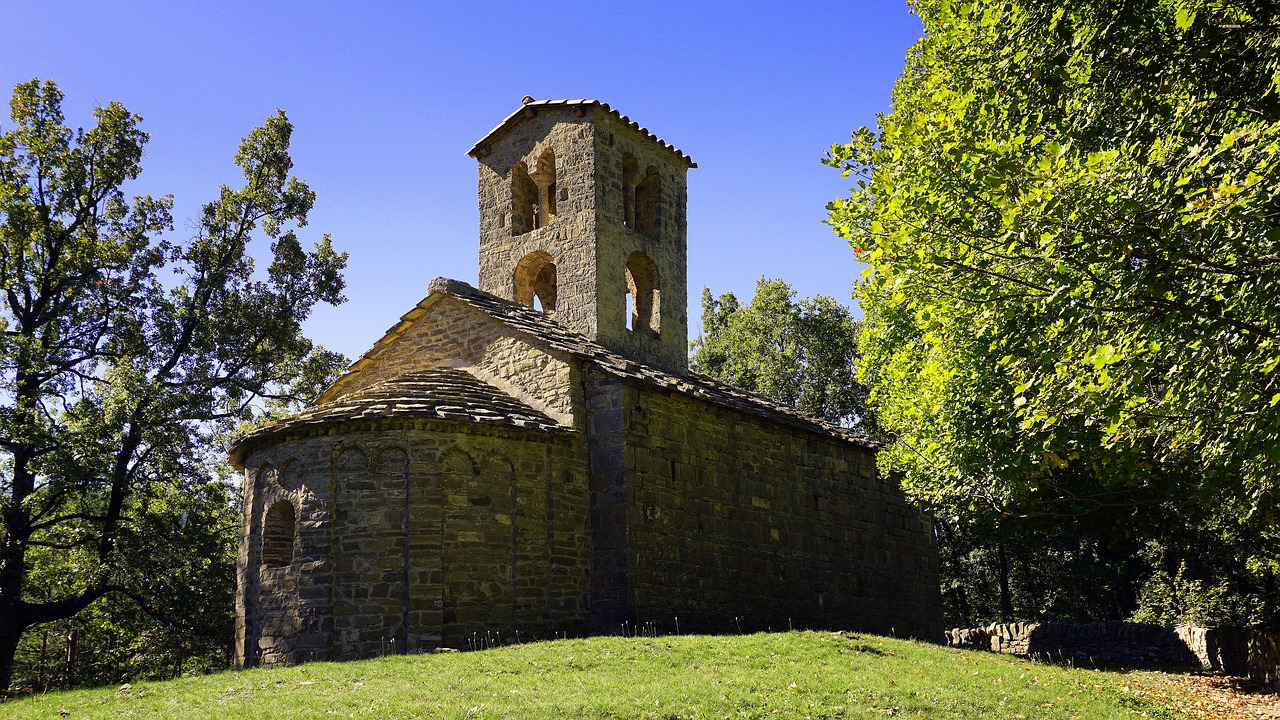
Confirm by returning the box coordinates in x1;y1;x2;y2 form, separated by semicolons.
0;612;27;699
997;540;1015;621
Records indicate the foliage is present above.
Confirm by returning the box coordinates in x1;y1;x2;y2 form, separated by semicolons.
935;513;1148;626
690;278;876;432
1;632;1187;719
0;79;348;694
1129;537;1273;628
936;492;1280;629
825;0;1280;532
8;476;239;692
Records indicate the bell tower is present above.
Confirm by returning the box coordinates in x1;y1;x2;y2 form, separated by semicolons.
468;98;696;374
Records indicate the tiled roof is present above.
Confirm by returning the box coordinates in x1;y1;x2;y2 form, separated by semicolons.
237;278;878;459
230;367;565;465
467;98;697;168
428;279;878;449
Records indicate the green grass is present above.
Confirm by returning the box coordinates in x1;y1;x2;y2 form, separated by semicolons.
2;631;1186;719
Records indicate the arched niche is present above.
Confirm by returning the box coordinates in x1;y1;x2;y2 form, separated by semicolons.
441;447;477;480
625;251;660;338
261;500;296;569
513;251;557;315
334;445;369;474
373;446;409;475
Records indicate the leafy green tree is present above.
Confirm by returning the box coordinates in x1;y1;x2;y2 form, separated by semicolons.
10;475;238;691
690;278;875;432
0;79;348;694
826;0;1280;534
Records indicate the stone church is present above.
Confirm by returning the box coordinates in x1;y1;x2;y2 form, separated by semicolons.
231;98;943;668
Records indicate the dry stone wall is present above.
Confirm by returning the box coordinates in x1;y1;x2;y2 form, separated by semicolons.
236;423;591;667
948;621;1280;688
946;622;1202;666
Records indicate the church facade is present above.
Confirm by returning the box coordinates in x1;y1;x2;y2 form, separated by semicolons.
231;99;943;668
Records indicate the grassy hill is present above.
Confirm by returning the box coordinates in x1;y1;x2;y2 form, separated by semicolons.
3;631;1189;719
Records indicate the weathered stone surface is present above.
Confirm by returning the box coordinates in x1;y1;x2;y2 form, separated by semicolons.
231;99;943;669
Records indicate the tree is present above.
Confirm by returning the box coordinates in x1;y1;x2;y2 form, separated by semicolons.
690;278;876;432
0;79;348;694
9;474;239;691
826;0;1279;524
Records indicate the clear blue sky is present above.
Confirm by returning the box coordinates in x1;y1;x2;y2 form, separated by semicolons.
2;1;922;362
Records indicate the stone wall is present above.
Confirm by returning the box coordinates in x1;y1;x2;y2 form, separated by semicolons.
945;622;1202;666
327;296;578;426
590;109;690;373
236;423;591;667
595;375;943;640
946;620;1280;687
474;103;691;374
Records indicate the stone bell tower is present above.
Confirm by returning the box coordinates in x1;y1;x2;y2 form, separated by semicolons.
468;98;696;374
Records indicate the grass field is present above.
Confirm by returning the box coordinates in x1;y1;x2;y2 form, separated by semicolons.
2;631;1191;719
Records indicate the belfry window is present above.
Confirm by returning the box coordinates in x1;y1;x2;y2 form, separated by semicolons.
635;166;660;237
511;149;558;236
261;501;295;568
533;148;557;222
625;251;660;338
622;153;660;238
514;251;557;315
510;161;538;235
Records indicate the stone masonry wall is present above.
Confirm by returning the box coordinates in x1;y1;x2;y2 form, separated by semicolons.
474;105;691;374
236;423;591;667
330;296;578;426
591;109;690;374
945;622;1203;666
476;109;600;339
596;376;943;640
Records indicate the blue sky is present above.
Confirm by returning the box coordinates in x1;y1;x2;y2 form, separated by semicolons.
2;1;922;361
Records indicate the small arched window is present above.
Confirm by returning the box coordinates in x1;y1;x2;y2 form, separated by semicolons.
533;148;557;222
262;501;295;568
511;161;538;235
625;251;660;338
511;149;558;236
622;154;660;239
514;251;557;315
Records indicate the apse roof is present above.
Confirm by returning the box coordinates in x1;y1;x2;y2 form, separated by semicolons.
229;366;565;467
